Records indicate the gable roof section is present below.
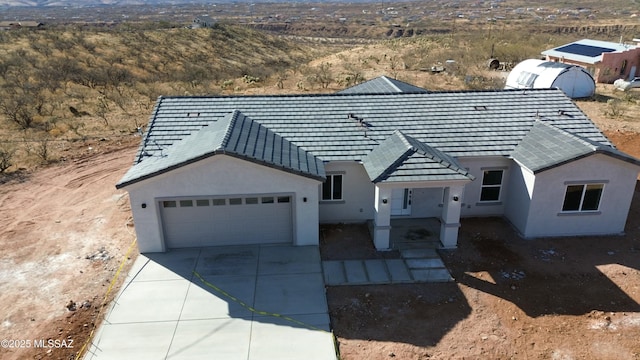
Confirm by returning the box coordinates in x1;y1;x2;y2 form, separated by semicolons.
137;89;612;164
511;121;640;174
338;76;429;94
542;39;635;64
117;110;325;188
363;130;473;183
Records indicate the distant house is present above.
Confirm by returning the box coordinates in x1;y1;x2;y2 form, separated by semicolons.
505;59;595;99
0;21;44;30
116;76;640;254
191;16;217;29
542;38;640;83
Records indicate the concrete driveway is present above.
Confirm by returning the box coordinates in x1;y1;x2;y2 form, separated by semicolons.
85;244;337;360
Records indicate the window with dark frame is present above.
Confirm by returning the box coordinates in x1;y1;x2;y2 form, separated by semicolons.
322;174;343;201
562;184;604;212
480;170;503;202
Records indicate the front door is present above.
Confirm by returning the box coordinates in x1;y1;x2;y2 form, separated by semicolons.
391;188;412;216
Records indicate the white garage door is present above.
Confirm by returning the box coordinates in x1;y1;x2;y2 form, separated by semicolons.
160;195;293;248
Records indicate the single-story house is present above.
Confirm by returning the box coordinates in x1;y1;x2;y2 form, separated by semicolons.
0;21;44;30
542;38;640;84
116;76;640;253
505;59;595;99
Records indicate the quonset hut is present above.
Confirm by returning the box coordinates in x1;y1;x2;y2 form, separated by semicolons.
505;59;595;99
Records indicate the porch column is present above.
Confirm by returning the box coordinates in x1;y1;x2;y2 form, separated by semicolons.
440;185;464;248
373;185;393;250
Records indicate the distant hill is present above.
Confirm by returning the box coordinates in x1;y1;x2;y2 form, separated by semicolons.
0;0;378;8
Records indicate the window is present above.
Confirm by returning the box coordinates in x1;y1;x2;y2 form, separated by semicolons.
277;196;290;203
322;174;343;201
229;198;242;205
261;197;274;204
212;198;226;206
562;184;603;212
196;199;210;207
179;200;193;207
480;170;503;202
245;197;258;205
163;200;177;208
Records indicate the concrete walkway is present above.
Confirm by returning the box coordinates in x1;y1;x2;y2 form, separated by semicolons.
323;247;453;285
85;244;336;360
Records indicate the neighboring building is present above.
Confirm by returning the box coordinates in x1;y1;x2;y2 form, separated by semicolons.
337;75;429;94
116;77;640;253
0;21;44;30
542;38;640;83
505;59;595;99
191;16;217;29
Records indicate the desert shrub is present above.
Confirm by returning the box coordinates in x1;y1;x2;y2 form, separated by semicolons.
0;144;15;172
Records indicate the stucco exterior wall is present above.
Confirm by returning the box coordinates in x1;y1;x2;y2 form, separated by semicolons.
409;188;445;218
458;157;512;217
319;161;375;223
519;154;639;238
124;155;321;252
504;163;536;234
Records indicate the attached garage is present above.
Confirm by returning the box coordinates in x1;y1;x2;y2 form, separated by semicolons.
160;195;293;248
116;111;325;253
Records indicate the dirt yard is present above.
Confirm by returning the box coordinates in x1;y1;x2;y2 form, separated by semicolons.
324;129;640;360
0;138;139;360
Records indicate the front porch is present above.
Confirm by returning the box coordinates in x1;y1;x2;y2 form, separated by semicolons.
321;221;453;285
390;217;442;251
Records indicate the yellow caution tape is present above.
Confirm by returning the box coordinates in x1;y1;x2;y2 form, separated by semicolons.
193;271;330;333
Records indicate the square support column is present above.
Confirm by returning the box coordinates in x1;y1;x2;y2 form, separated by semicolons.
440;185;464;248
373;185;393;250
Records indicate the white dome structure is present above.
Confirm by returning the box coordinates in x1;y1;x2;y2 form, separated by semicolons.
505;59;595;98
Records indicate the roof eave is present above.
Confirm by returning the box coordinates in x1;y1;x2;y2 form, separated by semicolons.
116;150;325;189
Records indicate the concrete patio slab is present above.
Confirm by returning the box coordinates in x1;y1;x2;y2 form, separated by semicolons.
364;260;390;283
196;246;259;276
410;269;453;282
322;261;346;285
166;318;252;360
127;248;200;282
385;259;412;282
258;245;322;275
86;244;336;360
400;248;439;259
343;260;368;284
254;273;327;315
180;275;255;320
89;321;175;360
106;279;190;323
249;315;336;360
406;258;445;269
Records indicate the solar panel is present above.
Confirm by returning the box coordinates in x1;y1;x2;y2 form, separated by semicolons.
554;43;617;58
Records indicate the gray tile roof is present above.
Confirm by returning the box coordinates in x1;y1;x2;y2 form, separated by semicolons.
119;85;640;188
511;121;640;173
117;110;325;188
134;89;613;164
363;130;473;183
338;76;429;94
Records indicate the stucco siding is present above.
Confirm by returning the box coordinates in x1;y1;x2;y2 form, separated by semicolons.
409;188;445;218
458;157;512;217
504;164;535;235
125;155;321;252
522;154;638;237
319;161;375;223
